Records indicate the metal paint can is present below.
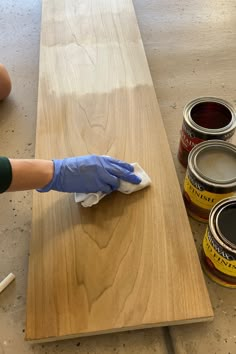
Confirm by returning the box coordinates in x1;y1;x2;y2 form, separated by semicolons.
202;197;236;288
178;97;236;167
183;140;236;222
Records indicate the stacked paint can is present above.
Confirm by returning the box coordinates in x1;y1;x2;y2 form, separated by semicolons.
178;97;236;221
178;97;236;287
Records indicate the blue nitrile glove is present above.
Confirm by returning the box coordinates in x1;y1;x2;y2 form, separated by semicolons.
37;155;141;194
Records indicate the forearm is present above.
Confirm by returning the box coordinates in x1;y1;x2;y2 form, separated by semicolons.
8;159;54;191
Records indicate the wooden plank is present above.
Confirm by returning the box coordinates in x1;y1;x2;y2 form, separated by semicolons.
26;0;213;342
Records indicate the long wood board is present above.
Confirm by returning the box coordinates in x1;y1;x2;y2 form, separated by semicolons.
26;0;213;342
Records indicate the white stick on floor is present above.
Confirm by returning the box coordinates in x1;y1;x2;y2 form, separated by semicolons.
0;273;15;294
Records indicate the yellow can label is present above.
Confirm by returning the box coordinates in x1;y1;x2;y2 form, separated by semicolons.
184;175;234;210
203;229;236;277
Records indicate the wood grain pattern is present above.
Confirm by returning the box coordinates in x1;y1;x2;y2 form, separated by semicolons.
26;0;213;342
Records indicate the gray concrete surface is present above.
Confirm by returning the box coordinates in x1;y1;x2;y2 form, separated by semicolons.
0;0;236;353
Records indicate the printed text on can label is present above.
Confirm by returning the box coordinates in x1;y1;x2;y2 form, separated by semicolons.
203;230;236;277
180;129;203;152
184;176;234;210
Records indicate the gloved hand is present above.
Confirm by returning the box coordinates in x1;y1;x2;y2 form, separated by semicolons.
37;155;141;194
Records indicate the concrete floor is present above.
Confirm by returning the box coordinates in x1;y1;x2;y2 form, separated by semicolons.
0;0;235;353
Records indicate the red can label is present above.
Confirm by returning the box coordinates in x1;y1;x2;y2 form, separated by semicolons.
178;123;204;167
180;129;204;152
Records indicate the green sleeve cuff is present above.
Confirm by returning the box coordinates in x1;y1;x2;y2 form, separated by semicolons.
0;157;12;193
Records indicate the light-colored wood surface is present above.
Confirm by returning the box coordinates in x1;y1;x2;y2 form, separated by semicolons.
26;0;213;342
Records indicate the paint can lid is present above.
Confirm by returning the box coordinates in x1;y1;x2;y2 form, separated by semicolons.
209;197;236;254
215;200;236;249
190;140;236;186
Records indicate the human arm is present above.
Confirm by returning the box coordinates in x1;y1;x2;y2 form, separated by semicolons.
8;159;54;191
0;155;141;193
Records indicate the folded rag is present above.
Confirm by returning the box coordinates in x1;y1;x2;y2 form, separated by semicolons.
75;162;151;207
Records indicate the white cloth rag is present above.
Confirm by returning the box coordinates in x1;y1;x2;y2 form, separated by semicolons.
75;162;151;207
